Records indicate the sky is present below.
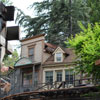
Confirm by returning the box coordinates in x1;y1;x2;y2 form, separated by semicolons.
8;0;43;55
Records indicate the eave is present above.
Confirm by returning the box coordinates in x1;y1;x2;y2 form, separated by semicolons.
42;62;76;68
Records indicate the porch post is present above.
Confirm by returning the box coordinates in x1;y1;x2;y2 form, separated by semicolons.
62;69;65;81
32;65;35;90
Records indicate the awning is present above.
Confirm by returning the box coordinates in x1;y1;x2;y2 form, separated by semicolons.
14;57;33;67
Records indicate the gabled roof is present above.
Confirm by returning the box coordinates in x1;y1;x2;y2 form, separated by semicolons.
53;47;65;54
14;57;32;67
43;48;75;65
44;43;57;53
45;43;57;49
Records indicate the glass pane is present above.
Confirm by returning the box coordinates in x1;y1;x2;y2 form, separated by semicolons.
45;71;53;83
56;71;62;82
34;72;38;86
22;71;32;86
56;53;61;57
29;55;34;61
56;53;62;62
65;70;73;84
29;48;34;55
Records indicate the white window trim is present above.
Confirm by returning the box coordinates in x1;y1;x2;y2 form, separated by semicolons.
55;52;63;62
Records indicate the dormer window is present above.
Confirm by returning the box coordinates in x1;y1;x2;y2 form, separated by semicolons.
53;47;65;62
55;52;63;62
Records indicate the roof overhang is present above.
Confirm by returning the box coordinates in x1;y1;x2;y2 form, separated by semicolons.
14;57;33;67
53;47;65;54
14;57;41;68
7;26;19;40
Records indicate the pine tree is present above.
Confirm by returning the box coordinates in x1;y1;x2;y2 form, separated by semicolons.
16;0;90;46
1;0;12;5
87;0;100;24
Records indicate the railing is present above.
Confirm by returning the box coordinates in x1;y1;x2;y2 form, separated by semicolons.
35;78;94;91
0;77;100;98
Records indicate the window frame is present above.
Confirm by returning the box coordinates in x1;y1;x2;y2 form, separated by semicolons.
22;68;33;87
55;52;63;62
56;70;62;82
65;70;74;84
28;46;34;62
45;71;53;83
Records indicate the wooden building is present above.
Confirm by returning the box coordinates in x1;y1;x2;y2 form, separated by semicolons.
11;34;78;94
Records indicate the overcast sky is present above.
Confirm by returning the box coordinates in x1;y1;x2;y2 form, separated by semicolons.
8;0;43;55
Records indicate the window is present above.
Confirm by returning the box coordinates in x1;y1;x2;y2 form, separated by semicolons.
34;72;38;86
28;48;34;61
22;68;32;86
65;70;74;84
55;52;62;62
56;71;62;82
45;71;53;83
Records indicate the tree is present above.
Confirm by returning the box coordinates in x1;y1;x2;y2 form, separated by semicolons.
1;0;12;5
87;0;100;24
66;23;100;80
16;0;90;47
3;49;19;67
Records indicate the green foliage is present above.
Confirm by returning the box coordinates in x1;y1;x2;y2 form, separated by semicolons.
16;0;90;47
87;0;100;24
1;0;12;6
3;50;19;67
66;23;100;79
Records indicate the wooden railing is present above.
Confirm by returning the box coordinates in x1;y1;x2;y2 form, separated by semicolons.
0;77;100;98
35;77;96;91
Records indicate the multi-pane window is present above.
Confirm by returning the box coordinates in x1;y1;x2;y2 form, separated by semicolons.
55;52;62;62
28;48;34;61
65;70;74;84
56;71;62;82
34;72;38;86
22;68;32;86
45;71;53;83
